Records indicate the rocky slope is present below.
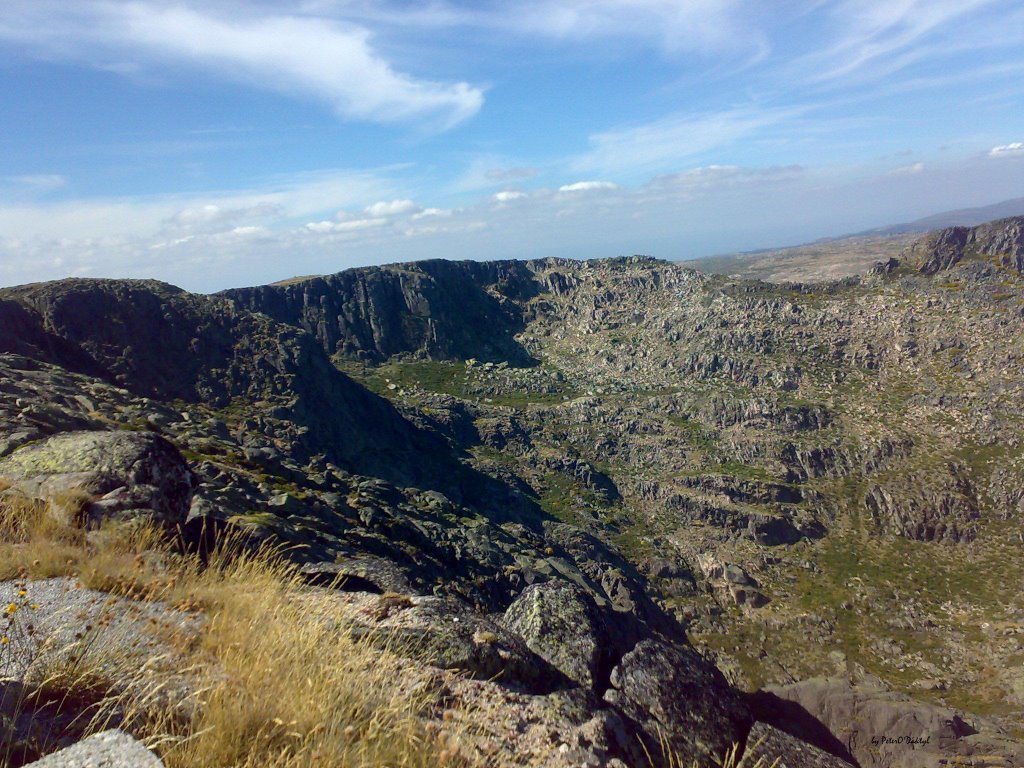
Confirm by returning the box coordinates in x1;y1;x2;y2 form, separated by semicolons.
3;217;1024;766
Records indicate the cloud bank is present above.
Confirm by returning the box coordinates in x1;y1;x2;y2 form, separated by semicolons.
4;153;1022;293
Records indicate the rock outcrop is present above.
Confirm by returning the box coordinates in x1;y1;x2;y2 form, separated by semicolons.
0;430;193;530
24;730;164;768
910;216;1024;275
501;581;612;692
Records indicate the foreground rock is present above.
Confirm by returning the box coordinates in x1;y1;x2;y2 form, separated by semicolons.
605;639;750;763
0;578;200;760
0;430;193;530
24;730;164;768
501;581;612;692
745;722;854;768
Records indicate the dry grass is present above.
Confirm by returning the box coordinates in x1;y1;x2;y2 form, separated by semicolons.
0;491;453;768
0;489;181;599
0;490;87;547
153;551;448;768
654;732;776;768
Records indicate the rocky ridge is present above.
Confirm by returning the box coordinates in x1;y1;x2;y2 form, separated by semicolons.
2;217;1024;766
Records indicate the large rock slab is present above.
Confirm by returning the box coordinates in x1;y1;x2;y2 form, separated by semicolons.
351;594;567;694
745;722;854;767
0;430;193;529
501;580;610;691
604;639;750;766
24;729;164;767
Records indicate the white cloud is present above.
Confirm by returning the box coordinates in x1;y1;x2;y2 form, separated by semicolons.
412;207;453;219
364;199;421;217
0;168;395;243
0;2;483;128
494;191;528;202
304;221;337;234
559;180;618;193
305;218;388;233
166;202;283;234
6;153;1024;294
989;142;1024;157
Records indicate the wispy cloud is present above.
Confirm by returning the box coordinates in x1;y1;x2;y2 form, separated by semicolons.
989;142;1024;158
485;167;538;182
329;0;767;59
4;174;68;193
494;0;766;57
0;1;483;128
795;0;1017;84
649;164;804;189
573;107;799;176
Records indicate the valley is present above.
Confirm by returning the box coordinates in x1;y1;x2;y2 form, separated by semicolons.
2;218;1023;767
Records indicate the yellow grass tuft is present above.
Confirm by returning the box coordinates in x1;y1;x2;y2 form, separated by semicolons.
154;551;446;768
1;496;453;768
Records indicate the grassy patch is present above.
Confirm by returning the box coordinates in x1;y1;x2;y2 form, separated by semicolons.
707;461;773;483
666;415;717;451
337;358;578;408
336;359;466;398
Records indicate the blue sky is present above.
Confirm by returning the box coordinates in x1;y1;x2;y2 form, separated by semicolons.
2;0;1024;291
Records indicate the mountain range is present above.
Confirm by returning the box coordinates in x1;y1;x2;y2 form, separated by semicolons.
1;217;1023;767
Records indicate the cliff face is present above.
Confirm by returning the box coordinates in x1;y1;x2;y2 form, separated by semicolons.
222;258;551;364
910;215;1024;274
0;279;462;490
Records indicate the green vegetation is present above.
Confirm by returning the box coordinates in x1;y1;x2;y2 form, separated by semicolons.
336;357;579;407
537;473;611;529
707;461;773;482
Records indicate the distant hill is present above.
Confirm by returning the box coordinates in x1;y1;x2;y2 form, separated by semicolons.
679;233;918;282
856;196;1024;236
684;196;1024;282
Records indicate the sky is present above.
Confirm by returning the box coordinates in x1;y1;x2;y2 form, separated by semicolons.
1;0;1024;292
